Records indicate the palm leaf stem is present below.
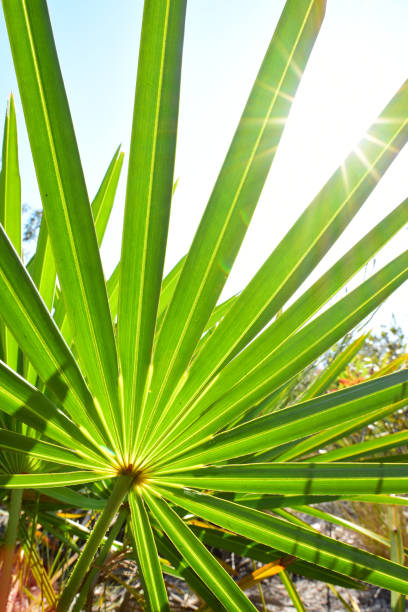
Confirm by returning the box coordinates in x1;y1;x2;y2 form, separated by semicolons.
0;488;23;610
56;474;132;611
71;506;128;612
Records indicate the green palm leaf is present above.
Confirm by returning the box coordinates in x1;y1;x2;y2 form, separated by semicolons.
92;147;124;245
192;524;362;589
159;86;408;442
274;398;406;462
153;250;408;464
1;1;408;609
292;504;407;555
153;462;408;495
0;470;111;489
0;360;89;450
144;487;258;611
0;94;21;371
3;0;123;454
0;226;108;446
149;200;408;458
140;0;326;454
153;369;408;469
156;256;186;326
52;146;124;346
37;486;106;511
301;333;368;401
155;530;227;610
0;427;108;470
129;490;169;611
118;1;187;463
155;484;408;594
313;430;408;462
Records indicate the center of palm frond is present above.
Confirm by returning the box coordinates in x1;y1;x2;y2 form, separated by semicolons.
118;462;147;487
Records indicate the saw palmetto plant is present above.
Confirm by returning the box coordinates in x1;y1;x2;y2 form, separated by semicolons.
1;0;408;610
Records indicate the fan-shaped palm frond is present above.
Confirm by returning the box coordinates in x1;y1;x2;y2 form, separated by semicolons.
1;1;408;610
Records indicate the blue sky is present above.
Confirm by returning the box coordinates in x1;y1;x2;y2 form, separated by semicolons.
0;1;407;331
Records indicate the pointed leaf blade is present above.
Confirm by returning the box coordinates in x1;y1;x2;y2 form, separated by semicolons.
129;490;169;612
0;94;21;371
144;487;258;612
0;226;110;447
156;485;408;595
141;0;326;450
0;471;111;489
0;427;108;471
153;462;408;495
150;197;408;457
118;0;187;459
2;0;122;451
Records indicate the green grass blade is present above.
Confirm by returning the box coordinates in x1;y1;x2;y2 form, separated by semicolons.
313;430;408;463
301;334;368;400
389;506;406;612
155;485;408;595
144;487;258;611
156;255;186;329
118;0;187;460
34;519;81;555
155;370;408;469
106;264;120;322
92;147;124;245
0;427;108;470
37;514;88;551
25;218;56;384
107;262;120;320
0;95;20;250
141;0;326;452
150;198;408;457
280;570;306;612
153;463;408;495
294;505;399;553
129;490;169;612
0;470;111;488
0;94;21;371
0;225;111;448
2;0;122;452
27;218;55;310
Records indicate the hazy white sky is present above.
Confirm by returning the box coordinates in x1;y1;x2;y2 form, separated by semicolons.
0;1;407;331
